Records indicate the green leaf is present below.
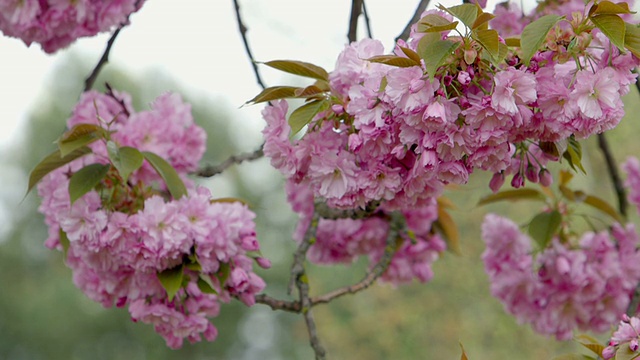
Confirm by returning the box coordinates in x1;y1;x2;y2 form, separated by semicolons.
417;13;459;33
217;262;231;287
68;163;110;204
107;143;143;182
473;29;500;59
615;345;640;360
563;136;586;174
197;275;218;295
417;33;460;81
624;22;640;58
262;60;329;81
57;124;105;157
478;188;546;206
574;334;605;357
591;14;626;52
288;99;330;136
505;37;521;47
520;14;563;65
59;229;70;260
26;147;93;196
141;151;188;200
438;3;480;29
246;86;300;104
157;265;184;301
367;55;421;68
528;210;562;249
294;85;326;98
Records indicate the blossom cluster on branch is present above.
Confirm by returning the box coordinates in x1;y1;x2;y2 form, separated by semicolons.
0;0;144;53
35;91;268;348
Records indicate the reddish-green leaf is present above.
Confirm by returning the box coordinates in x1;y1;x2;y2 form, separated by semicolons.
478;188;546;206
591;14;626;52
460;342;469;360
399;46;422;63
521;14;563;65
583;194;625;223
472;12;495;30
26;146;92;196
529;210;562;249
294;85;326;98
142;151;187;200
157;265;184;301
505;37;521;47
68;163;110;204
435;203;461;255
367;55;421;68
288;99;330;136
563;136;586;174
589;1;633;16
262;60;329;81
246;86;300;104
57;124;105;157
418;14;459;33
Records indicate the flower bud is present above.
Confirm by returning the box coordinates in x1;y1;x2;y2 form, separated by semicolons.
539;168;553;187
511;172;524;188
489;172;505;193
525;165;539;183
631;339;639;352
623;314;632;323
256;257;272;269
602;346;616;360
331;104;344;115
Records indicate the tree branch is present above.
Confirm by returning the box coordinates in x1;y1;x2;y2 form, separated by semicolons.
232;0;267;90
597;133;628;217
314;200;381;220
362;0;373;39
395;0;430;43
84;27;123;92
347;0;364;43
195;145;264;177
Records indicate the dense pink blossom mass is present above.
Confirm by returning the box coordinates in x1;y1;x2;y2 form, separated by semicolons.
37;91;267;348
0;0;145;53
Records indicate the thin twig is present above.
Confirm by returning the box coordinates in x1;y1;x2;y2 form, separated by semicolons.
395;0;430;43
597;133;628;218
310;213;402;306
347;0;364;43
84;27;122;92
195;145;264;177
232;0;267;90
314;200;380;220
362;0;373;39
288;212;320;295
255;294;300;313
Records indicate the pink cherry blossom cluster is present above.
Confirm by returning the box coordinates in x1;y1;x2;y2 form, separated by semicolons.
286;180;446;284
623;157;640;214
37;90;268;348
603;315;640;359
481;214;640;340
262;4;639;211
0;0;144;53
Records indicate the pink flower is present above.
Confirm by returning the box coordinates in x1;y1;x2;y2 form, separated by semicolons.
571;68;620;120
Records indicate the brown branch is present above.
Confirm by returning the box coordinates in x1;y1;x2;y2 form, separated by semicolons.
395;0;430;43
362;0;373;38
84;27;123;92
232;0;267;90
347;0;364;43
195;145;264;177
597;133;628;217
255;294;299;313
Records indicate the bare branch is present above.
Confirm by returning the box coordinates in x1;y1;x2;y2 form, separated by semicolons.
232;0;267;90
597;133;628;218
362;0;373;38
255;294;300;313
347;0;364;43
395;0;430;43
195;145;264;177
84;27;123;92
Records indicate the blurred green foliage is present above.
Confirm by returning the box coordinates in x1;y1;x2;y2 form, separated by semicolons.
2;52;640;360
